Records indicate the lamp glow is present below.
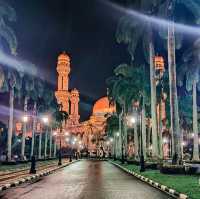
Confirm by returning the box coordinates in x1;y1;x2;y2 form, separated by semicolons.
42;116;49;124
130;117;136;124
22;115;28;123
65;131;69;136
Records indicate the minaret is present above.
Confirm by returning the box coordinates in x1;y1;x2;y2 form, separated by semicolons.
55;52;70;113
69;88;80;125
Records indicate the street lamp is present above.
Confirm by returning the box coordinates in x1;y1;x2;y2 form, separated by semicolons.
21;115;29;161
130;116;136;125
64;131;69;136
22;115;29;123
58;126;63;166
42;116;49;160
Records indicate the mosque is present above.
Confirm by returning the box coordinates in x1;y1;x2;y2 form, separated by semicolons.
55;52;115;154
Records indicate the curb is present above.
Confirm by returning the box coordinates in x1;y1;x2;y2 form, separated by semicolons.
109;161;188;199
0;160;79;193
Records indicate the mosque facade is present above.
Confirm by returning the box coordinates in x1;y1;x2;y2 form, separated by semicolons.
55;52;115;154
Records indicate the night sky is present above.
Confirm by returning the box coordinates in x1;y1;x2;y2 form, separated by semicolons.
4;0;129;120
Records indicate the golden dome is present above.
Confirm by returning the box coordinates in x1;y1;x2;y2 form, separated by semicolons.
93;97;115;115
58;52;70;62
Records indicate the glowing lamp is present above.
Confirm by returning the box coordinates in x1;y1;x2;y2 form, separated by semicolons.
36;123;41;132
16;122;22;131
130;117;136;124
133;101;139;108
22;115;28;123
116;132;120;137
42;116;49;124
154;56;164;71
53;131;58;136
65;131;69;136
182;141;186;146
163;138;168;144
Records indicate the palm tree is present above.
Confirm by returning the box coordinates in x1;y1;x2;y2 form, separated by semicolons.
116;1;162;158
20;75;34;160
52;104;68;165
105;114;119;159
177;39;200;161
0;1;17;55
0;1;17;161
30;79;44;158
0;70;21;161
164;0;200;164
107;63;150;161
43;87;54;159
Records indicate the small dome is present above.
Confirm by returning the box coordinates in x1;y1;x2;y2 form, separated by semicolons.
93;97;115;115
71;88;79;94
58;52;70;62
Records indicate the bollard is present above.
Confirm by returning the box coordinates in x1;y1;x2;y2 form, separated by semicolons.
30;156;36;174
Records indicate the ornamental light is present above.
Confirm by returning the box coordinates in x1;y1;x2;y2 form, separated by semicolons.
154;56;164;71
42;116;49;124
22;115;28;123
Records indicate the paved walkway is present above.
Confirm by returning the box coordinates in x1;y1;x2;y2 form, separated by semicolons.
1;160;172;199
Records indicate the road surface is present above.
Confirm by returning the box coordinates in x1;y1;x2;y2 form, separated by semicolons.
1;160;172;199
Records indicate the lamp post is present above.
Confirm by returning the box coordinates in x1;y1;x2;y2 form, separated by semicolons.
53;131;57;158
139;99;145;172
42;116;49;160
21;115;28;160
58;126;62;166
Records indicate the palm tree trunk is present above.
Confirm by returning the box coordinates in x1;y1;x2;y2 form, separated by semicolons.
7;88;14;161
149;26;159;158
38;133;42;159
119;112;123;161
21;96;28;160
49;127;53;158
123;103;128;160
168;22;181;164
142;102;146;160
192;80;199;161
146;122;151;156
134;122;139;159
44;129;48;159
31;102;37;157
54;136;57;158
159;101;163;159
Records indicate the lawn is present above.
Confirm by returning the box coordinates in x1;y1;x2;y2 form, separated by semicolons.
112;160;200;199
0;159;58;173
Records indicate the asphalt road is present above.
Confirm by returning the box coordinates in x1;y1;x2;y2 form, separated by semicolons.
1;160;172;199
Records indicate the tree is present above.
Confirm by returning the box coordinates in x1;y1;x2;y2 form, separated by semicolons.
19;75;34;160
177;38;200;161
107;63;150;161
116;1;163;158
164;0;200;164
105;114;119;158
0;1;17;161
29;79;44;158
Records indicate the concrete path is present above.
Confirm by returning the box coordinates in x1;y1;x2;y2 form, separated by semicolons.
1;160;172;199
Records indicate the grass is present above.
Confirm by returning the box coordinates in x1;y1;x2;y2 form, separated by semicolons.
113;160;200;199
0;159;58;172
